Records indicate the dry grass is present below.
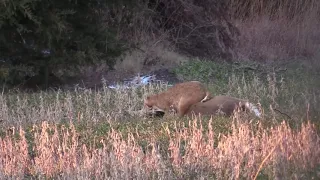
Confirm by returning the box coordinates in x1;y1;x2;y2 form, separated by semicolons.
0;117;319;179
0;67;319;179
233;14;320;61
226;0;319;20
226;0;320;61
1;69;318;127
114;40;189;74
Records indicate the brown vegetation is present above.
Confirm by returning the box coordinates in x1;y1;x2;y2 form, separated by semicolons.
41;0;320;88
0;118;318;179
0;67;319;178
108;0;239;68
225;0;320;61
125;0;320;65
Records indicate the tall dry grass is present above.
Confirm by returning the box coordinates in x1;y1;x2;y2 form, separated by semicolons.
0;117;319;179
0;70;319;128
0;71;319;178
0;81;170;127
226;0;320;60
226;0;319;20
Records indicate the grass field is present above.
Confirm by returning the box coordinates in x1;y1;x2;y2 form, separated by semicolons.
0;60;319;179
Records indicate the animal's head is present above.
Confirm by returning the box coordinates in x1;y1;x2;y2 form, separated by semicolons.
144;95;164;112
144;96;153;109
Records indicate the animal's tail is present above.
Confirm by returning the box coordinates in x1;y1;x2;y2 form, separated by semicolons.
245;102;262;118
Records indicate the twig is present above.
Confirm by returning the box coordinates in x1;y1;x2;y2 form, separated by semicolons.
253;138;282;180
273;108;292;120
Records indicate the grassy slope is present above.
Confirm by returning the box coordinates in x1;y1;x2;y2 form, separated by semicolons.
0;60;319;179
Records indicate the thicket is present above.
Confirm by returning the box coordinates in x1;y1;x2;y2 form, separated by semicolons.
0;0;239;89
0;0;140;88
1;0;319;89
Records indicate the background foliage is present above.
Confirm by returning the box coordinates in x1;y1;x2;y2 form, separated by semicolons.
0;0;319;91
0;0;135;88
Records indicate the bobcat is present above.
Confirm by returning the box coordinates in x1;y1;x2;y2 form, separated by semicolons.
144;81;212;117
185;95;261;118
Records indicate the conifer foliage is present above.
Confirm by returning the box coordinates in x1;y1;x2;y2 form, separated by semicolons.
0;0;126;87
